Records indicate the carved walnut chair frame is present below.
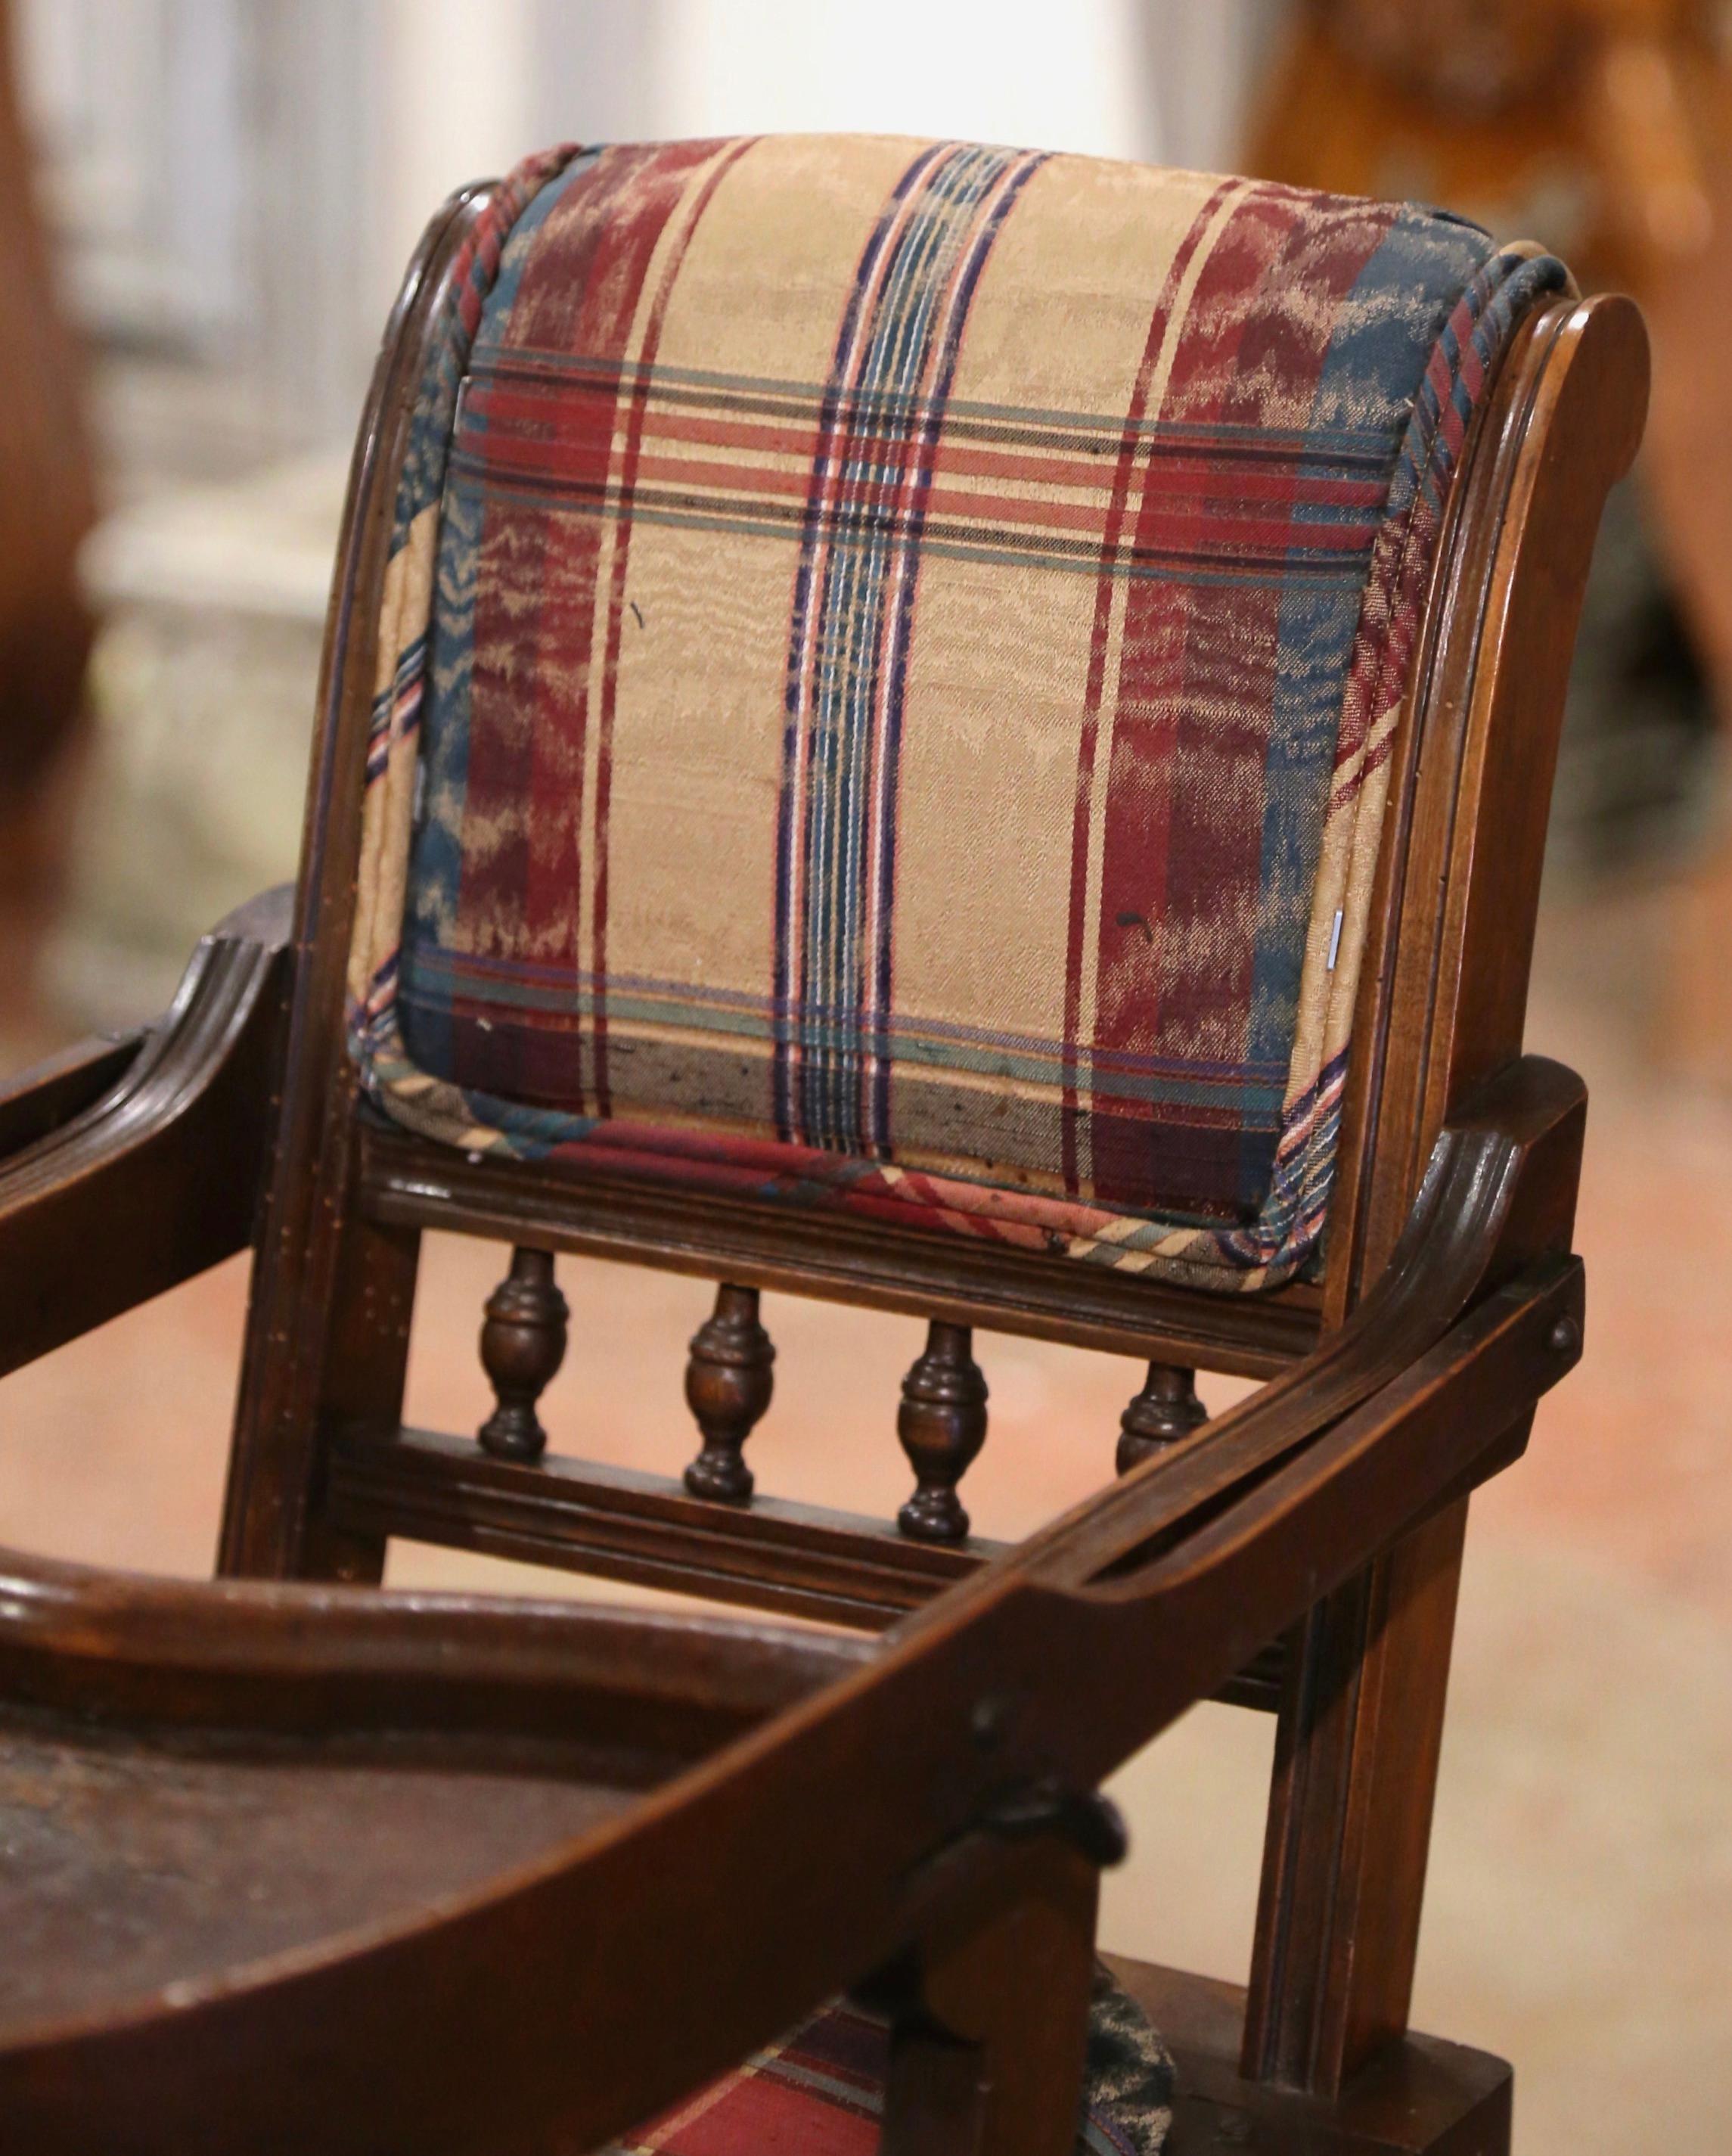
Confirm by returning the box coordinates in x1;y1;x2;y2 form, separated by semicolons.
0;180;1647;2156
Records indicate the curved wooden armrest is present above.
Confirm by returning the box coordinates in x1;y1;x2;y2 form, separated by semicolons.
0;887;293;1378
0;1033;147;1158
0;1538;869;1743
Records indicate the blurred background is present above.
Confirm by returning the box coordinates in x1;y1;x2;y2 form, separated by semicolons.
0;4;1728;2149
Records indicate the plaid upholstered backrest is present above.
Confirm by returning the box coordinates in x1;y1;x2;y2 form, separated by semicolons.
349;138;1563;1294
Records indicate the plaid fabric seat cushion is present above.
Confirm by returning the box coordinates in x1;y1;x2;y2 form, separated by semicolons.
603;1971;1175;2155
349;135;1564;1291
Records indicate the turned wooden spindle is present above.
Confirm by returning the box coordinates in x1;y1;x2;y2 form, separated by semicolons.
896;1321;989;1543
683;1283;775;1504
476;1245;569;1462
1116;1359;1207;1476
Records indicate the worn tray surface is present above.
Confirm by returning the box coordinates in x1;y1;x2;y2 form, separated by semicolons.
0;1703;641;2038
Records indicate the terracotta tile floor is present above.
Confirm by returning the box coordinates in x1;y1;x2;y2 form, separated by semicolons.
1;883;1727;2153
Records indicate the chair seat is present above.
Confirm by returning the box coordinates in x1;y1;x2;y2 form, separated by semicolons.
0;1695;1172;2151
0;1701;645;2040
611;1972;1174;2156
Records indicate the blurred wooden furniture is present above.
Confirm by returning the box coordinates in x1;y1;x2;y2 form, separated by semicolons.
1250;0;1732;1082
0;145;1647;2155
0;0;95;812
1249;0;1732;724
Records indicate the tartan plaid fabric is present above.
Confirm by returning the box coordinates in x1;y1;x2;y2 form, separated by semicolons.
349;137;1565;1290
602;1974;1175;2155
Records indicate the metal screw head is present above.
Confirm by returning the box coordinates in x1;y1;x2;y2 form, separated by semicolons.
1548;1314;1581;1358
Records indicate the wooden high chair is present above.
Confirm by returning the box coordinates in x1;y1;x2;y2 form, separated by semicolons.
0;138;1647;2155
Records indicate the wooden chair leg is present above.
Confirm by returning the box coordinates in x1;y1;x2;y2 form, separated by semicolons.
881;2031;988;2156
881;1839;1098;2156
1243;1490;1480;2095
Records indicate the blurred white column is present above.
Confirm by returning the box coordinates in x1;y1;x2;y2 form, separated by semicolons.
17;0;247;352
649;0;1156;160
374;0;536;302
1140;0;1287;174
529;0;663;148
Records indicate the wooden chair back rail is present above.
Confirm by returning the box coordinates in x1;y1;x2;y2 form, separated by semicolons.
354;1120;1324;1373
327;1424;996;1630
120;165;1640;2142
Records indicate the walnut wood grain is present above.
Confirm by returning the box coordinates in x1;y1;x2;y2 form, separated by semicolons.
476;1245;569;1462
323;1422;1290;1706
683;1283;774;1503
0;1034;142;1157
290;1210;422;1586
1116;1362;1208;1476
881;1840;1097;2156
896;1322;989;1544
0;1710;638;2038
0;1541;867;1750
1104;1956;1511;2154
219;188;496;1582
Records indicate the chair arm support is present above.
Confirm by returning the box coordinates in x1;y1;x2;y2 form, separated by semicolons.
0;887;294;1378
1021;1055;1583;1594
899;1052;1588;1798
801;1251;1577;1884
774;1052;1590;1844
1020;1252;1581;1788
